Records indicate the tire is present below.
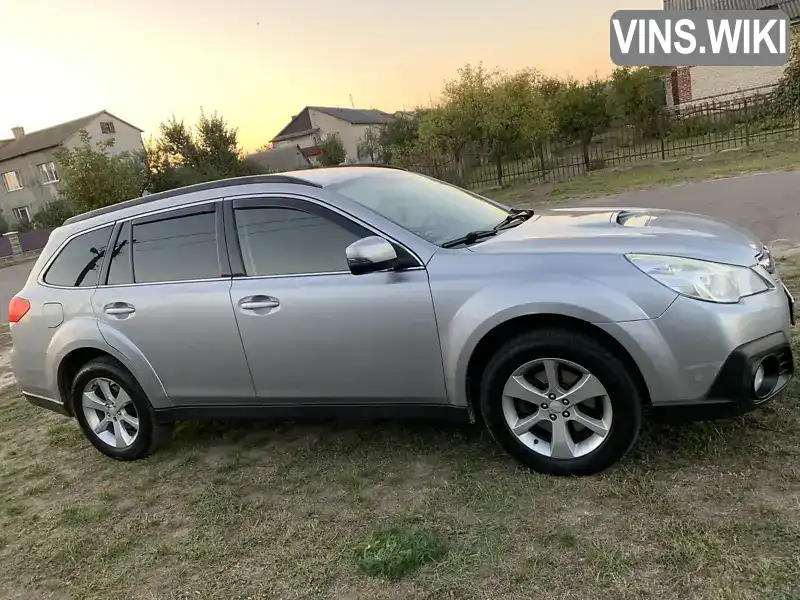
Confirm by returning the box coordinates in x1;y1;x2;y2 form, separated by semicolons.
479;328;642;476
71;357;172;460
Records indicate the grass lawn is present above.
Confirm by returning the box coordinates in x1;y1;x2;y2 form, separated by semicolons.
1;262;800;600
482;139;800;208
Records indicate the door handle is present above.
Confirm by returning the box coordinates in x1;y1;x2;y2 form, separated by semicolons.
104;302;135;317
238;296;280;311
240;300;279;310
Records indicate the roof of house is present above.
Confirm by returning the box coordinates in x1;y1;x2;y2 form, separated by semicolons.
247;144;312;171
663;0;800;18
271;106;394;142
0;110;143;163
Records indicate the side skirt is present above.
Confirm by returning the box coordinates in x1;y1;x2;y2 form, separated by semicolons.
154;403;471;424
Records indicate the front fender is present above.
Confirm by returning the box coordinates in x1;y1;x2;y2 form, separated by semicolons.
45;318;170;410
442;277;665;407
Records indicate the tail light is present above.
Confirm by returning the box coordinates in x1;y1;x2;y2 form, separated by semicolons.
9;296;30;324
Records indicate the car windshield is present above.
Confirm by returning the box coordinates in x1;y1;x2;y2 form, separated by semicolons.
330;171;509;246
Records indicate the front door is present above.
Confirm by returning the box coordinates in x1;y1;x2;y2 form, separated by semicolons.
227;196;447;405
92;202;255;405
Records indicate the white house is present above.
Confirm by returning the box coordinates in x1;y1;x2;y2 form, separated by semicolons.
270;106;394;164
0;110;144;225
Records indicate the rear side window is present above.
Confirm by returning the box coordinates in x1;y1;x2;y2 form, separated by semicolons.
44;225;113;287
130;207;218;283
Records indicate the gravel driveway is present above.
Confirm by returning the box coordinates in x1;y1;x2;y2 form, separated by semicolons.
578;170;800;251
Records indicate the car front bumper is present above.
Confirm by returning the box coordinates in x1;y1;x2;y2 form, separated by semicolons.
599;281;794;413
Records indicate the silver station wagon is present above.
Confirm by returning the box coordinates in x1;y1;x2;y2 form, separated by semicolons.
10;167;794;475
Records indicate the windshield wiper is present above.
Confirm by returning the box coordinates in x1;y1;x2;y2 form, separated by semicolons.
441;209;534;249
493;209;535;231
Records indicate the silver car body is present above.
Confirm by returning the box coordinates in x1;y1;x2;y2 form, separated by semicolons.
10;167;794;421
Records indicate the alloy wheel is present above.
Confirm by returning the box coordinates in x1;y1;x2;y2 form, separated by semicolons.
81;377;140;449
501;358;613;459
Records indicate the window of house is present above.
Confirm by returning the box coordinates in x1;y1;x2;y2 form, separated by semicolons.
38;162;59;184
12;206;31;224
2;171;22;192
234;206;363;277
100;121;116;134
43;225;113;287
129;207;219;284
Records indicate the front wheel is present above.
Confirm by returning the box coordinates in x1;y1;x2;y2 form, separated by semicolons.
479;329;643;476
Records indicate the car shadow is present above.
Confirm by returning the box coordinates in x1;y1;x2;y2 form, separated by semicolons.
158;404;790;475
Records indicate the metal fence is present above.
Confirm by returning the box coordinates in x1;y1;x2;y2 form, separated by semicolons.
408;87;799;191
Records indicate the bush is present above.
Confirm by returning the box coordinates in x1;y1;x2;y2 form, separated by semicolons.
32;200;75;229
589;157;606;171
318;135;346;166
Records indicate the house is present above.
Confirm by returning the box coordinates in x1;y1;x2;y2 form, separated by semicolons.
0;111;144;225
270;106;394;164
664;0;800;106
247;144;312;172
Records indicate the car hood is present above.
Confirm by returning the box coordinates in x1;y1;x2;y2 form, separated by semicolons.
469;207;765;266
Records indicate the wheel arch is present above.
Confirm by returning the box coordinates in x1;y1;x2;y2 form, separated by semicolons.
46;320;170;413
57;348;121;415
464;314;652;420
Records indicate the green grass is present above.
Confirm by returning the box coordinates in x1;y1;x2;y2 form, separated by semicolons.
482;138;800;208
0;259;800;599
354;524;448;579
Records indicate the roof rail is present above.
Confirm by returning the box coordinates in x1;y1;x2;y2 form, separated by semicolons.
321;163;407;171
62;174;322;226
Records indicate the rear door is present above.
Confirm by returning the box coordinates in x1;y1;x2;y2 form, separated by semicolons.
91;201;255;405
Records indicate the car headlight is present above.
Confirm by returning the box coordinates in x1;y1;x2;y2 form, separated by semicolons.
625;254;771;303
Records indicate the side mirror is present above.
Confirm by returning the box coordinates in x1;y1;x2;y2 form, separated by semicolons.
346;236;398;275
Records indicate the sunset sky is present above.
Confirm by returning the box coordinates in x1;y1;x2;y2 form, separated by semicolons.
1;0;661;151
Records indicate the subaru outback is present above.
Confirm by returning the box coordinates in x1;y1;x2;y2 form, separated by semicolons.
9;167;794;475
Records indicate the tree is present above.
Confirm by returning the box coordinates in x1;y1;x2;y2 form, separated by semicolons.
318;135;346;166
378;113;421;164
54;130;147;214
484;69;554;185
32;200;75;229
609;67;668;138
146;111;264;193
427;64;495;165
357;127;382;162
773;31;800;117
551;79;611;170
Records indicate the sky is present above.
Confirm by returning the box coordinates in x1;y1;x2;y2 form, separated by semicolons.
1;0;661;151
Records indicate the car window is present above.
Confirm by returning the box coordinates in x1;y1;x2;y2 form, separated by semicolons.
105;221;132;285
235;206;363;276
131;208;219;283
330;170;509;245
43;225;113;287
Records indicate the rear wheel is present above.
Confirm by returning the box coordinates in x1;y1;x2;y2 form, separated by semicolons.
72;357;171;460
479;329;642;476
